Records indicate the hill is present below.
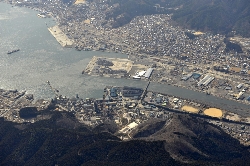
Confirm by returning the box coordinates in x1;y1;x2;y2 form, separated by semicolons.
99;0;250;37
0;112;180;166
171;0;250;37
131;115;250;164
1;111;250;165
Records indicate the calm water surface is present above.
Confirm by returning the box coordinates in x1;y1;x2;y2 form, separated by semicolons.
0;3;148;100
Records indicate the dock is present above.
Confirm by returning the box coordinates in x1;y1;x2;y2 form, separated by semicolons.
48;25;73;47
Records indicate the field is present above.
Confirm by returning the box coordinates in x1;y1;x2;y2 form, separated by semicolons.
204;108;223;118
181;105;199;113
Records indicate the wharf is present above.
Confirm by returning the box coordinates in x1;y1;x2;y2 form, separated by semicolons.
48;25;73;47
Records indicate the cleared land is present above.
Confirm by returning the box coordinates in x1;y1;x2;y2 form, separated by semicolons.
204;108;223;118
74;0;86;5
83;19;91;24
110;59;133;72
181;105;199;113
85;56;133;76
193;31;204;35
230;67;241;73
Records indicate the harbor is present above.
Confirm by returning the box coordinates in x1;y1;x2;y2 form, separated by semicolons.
0;1;249;115
0;85;249;145
0;1;249;148
48;25;74;47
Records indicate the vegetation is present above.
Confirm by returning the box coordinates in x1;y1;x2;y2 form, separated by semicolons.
0;113;180;166
1;112;250;165
99;0;250;37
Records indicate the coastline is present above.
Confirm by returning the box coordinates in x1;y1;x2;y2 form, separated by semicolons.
47;25;73;47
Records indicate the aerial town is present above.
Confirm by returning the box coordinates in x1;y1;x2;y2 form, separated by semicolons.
1;0;250;146
6;0;250;104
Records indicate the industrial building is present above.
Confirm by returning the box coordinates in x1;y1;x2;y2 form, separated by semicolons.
181;73;193;81
132;70;146;79
122;86;143;97
132;75;141;79
237;83;243;89
203;76;215;86
110;87;118;97
197;75;214;86
136;71;146;77
192;73;201;79
145;68;154;79
236;91;244;100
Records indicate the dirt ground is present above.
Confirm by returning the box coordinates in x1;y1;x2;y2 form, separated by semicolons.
83;19;90;24
225;112;241;121
75;0;86;5
193;31;204;35
204;108;223;118
230;67;241;73
181;105;199;113
110;58;133;72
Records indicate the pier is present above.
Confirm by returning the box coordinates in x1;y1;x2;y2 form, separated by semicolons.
48;25;73;47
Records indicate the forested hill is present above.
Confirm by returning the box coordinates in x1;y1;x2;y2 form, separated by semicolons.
1;111;250;165
95;0;250;37
171;0;250;37
0;112;180;166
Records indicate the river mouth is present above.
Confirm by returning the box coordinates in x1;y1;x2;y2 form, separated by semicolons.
0;2;134;100
0;2;249;118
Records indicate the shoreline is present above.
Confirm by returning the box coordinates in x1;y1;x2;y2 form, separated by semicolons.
48;25;73;47
1;1;250;110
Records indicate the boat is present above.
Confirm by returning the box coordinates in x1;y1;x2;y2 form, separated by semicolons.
37;13;46;18
7;49;20;54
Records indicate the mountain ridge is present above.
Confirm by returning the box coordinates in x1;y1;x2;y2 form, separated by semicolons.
97;0;250;37
1;112;250;165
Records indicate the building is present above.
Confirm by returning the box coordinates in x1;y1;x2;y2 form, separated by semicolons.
132;76;141;79
192;73;201;79
110;88;118;97
236;83;243;89
122;86;143;97
203;76;214;86
236;92;244;100
197;75;214;86
145;68;154;79
181;73;193;81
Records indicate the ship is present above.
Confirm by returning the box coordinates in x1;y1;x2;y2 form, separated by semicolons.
7;49;20;54
37;13;46;18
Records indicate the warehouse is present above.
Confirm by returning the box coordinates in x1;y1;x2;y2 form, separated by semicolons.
145;68;154;79
203;76;214;86
197;75;210;86
197;75;214;86
236;83;243;89
181;73;193;81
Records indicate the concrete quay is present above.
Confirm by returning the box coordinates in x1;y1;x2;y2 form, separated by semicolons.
48;25;73;47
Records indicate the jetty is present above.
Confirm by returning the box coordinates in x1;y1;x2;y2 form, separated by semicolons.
48;25;73;47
